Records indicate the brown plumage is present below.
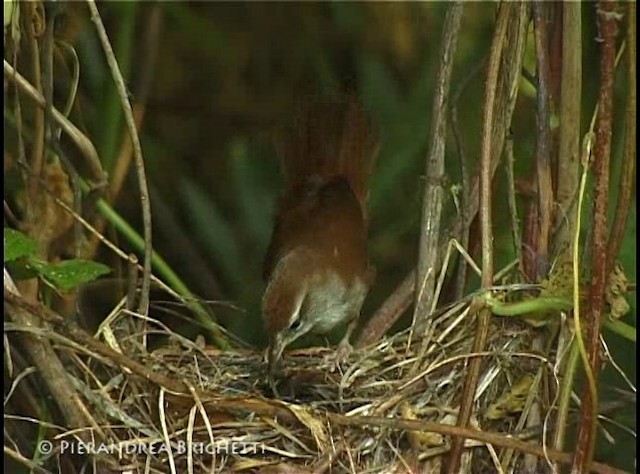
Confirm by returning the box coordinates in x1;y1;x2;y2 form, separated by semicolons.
262;97;379;377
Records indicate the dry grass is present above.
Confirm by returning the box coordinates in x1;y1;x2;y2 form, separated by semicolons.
7;280;576;474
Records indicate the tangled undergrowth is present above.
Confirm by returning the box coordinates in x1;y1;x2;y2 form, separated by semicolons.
4;267;633;474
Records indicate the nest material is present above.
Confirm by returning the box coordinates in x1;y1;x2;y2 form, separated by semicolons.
5;289;554;474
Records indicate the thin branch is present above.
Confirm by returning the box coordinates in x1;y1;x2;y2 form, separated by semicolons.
442;5;528;273
3;272;96;440
551;2;586;462
110;4;162;202
0;290;629;474
7;144;229;348
358;2;463;346
365;1;528;362
3;60;106;186
86;0;153;318
327;415;626;474
442;4;510;472
414;2;464;326
86;4;163;262
4;290;188;394
356;270;415;348
573;1;620;471
4;445;52;474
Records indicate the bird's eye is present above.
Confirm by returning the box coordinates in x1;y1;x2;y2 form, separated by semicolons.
289;318;302;331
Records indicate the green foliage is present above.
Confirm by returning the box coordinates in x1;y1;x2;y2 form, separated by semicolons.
28;259;111;293
4;228;37;263
4;228;110;292
3;3;635;468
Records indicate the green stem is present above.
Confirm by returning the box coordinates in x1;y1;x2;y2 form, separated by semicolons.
480;292;573;317
552;339;580;454
85;180;230;349
4;110;229;348
603;319;636;342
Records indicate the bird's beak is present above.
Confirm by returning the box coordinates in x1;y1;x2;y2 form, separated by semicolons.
267;322;312;377
268;332;286;378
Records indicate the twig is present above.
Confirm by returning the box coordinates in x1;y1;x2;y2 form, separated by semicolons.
573;1;620;471
3;272;94;440
3;60;106;187
42;3;56;168
441;3;528;276
442;5;509;473
3;289;630;474
4;445;52;474
362;3;464;351
571;127;600;474
375;2;527;337
86;0;153;317
85;4;162;269
6;115;228;347
52;41;81;140
356;270;415;348
326;415;625;474
4;290;188;395
110;4;162;202
361;1;530;386
551;337;581;460
10;46;32;216
414;2;464;326
553;49;623;457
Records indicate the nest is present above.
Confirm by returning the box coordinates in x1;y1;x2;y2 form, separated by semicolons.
5;283;568;474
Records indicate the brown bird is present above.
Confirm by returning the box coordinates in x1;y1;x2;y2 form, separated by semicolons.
262;97;379;378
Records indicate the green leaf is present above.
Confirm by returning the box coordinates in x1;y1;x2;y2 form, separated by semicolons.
4;228;37;263
29;259;111;292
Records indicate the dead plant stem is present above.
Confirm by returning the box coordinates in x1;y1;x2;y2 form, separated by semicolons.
606;2;636;273
533;1;554;278
86;0;153;318
572;1;619;471
443;5;508;473
554;1;582;252
414;2;463;326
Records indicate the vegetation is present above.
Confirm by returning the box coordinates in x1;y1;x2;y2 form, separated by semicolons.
4;2;635;472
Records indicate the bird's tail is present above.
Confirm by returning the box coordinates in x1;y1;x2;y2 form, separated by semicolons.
278;96;379;209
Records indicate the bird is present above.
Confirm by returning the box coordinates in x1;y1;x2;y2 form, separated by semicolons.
262;96;379;380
